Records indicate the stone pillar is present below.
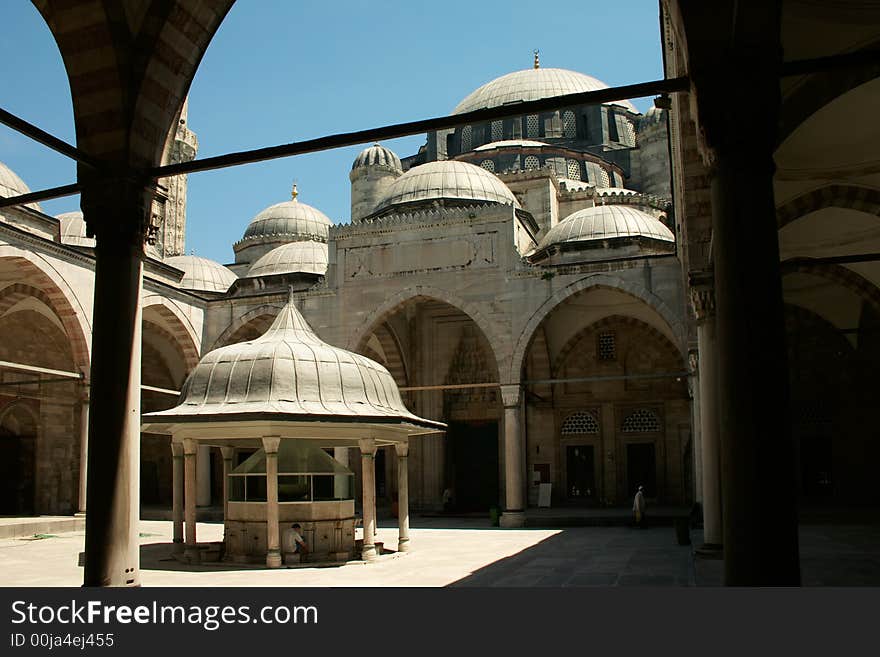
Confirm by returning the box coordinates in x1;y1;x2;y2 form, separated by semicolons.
262;436;282;568
359;438;377;560
171;441;184;554
688;351;703;504
76;385;89;516
333;447;350;499
197;444;211;507
691;4;799;584
219;447;234;520
499;385;525;528
395;441;410;553
690;276;722;549
81;180;149;587
183;439;199;563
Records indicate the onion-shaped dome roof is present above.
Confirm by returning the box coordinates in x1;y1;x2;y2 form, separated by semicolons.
142;298;445;429
56;211;96;247
238;196;332;247
453;68;637;115
372;160;519;214
0;161;42;212
539;205;674;249
473;139;548;151
351;143;402;171
165;254;237;293
248;240;328;278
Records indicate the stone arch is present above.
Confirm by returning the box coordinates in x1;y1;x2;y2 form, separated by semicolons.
345;285;505;374
508;274;685;385
0;247;91;374
370;322;409;387
141;296;200;371
781;261;880;312
776;184;880;230
212;304;283;349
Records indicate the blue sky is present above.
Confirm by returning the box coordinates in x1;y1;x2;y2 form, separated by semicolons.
0;1;664;264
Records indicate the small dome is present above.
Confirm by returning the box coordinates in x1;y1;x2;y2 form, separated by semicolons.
165;255;237;293
248;241;328;278
372;160;518;215
453;68;636;115
144;298;444;430
56;211;96;247
473;139;548;151
638;105;666;133
0;161;41;212
539;205;674;249
239;198;332;246
352;144;402;171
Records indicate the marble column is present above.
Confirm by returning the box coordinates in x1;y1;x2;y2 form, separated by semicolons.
263;436;282;568
219;447;234;520
499;384;525;528
171;441;184;554
395;441;410;553
81;180;146;587
359;438;377;560
333;447;350;499
693;6;799;583
183;439;199;563
197;444;211;507
690;276;722;549
688;351;703;504
76;385;89;516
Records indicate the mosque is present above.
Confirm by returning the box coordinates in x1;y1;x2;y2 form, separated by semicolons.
0;56;692;525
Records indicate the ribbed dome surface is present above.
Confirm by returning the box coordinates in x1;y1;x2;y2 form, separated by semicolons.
473;139;548;151
57;211;96;247
144;299;444;428
352;144;402;171
540;205;674;249
453;68;637;115
248;241;328;277
239;199;332;246
165;255;237;293
373;160;518;214
1;161;41;211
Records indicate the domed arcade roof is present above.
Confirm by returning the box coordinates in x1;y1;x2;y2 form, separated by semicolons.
452;68;637;115
247;241;328;278
1;161;42;212
352;143;402;171
372;160;519;215
142;298;445;430
165;254;237;293
539;205;674;250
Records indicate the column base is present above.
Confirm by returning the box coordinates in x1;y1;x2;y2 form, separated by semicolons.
695;543;723;558
74;511;86;518
499;511;526;528
266;550;282;568
361;544;377;561
172;538;184;555
183;546;201;564
397;537;411;553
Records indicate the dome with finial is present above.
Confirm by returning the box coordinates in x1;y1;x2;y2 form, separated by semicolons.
351;144;402;172
142;295;445;429
1;161;42;212
165;254;237;293
538;205;674;251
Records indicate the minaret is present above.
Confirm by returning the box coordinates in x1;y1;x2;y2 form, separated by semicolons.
157;97;198;257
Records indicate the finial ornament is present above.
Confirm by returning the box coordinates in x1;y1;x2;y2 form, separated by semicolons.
291;182;299;201
534;49;540;69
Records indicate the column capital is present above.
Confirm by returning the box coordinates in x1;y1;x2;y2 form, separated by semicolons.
394;442;409;458
499;384;521;408
80;173;164;249
261;436;281;454
688;271;716;323
688;349;699;373
182;438;197;456
359;437;377;456
171;441;184;457
219;446;235;460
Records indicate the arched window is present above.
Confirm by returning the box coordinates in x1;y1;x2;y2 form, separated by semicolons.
566;159;582;180
563;110;576;138
527;114;540;138
461;125;472;151
561;411;599;434
524;155;540;170
480;159;495;172
491;120;503;142
622;408;662;433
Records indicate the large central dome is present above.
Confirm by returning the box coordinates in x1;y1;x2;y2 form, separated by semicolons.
452;67;636;115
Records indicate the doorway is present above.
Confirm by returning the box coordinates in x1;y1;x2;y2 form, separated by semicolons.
626;442;657;498
565;445;596;502
448;421;499;511
0;432;36;515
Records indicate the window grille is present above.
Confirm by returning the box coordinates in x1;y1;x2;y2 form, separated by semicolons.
491;120;503;142
461;125;472;151
622;408;662;433
563;110;576;138
597;332;616;360
524;155;540;170
561;411;599;434
480;159;495;172
527;114;540;138
566;159;582;181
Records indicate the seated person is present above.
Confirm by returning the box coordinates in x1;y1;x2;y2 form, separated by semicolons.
290;523;309;555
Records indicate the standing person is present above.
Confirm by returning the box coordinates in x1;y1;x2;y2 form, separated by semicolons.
632;486;646;528
290;523;309;556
